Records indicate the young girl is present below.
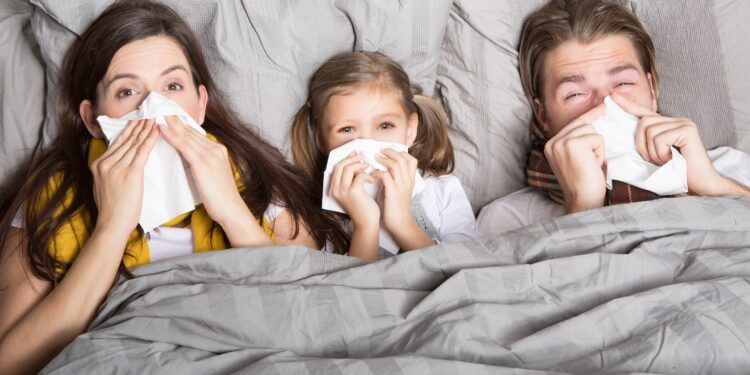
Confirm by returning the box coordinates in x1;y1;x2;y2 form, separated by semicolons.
292;52;476;261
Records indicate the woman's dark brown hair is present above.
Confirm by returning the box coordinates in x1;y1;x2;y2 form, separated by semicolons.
0;0;349;283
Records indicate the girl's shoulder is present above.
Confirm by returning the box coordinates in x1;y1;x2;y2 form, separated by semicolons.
422;173;465;193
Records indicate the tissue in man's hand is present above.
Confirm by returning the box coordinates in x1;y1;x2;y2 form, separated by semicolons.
322;139;426;254
592;96;688;195
97;92;206;232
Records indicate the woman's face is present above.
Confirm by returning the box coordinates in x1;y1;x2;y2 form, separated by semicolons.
80;35;208;138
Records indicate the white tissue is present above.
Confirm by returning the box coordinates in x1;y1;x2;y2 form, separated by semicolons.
592;96;688;196
97;92;205;232
322;139;426;254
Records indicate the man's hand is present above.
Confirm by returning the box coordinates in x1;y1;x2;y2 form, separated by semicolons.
544;104;607;213
610;92;741;197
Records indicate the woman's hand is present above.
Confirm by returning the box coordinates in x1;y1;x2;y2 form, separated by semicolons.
161;116;271;247
91;119;159;236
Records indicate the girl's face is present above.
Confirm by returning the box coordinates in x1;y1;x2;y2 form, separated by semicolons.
80;35;208;138
317;85;418;153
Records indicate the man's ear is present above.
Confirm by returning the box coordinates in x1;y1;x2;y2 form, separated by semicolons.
533;98;551;135
198;84;208;124
405;112;419;147
79;100;105;139
647;72;658;112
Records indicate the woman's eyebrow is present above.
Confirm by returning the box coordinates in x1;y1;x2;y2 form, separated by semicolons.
104;65;187;89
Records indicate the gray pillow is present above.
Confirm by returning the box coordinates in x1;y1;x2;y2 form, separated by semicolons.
25;0;452;157
436;0;750;212
0;0;45;184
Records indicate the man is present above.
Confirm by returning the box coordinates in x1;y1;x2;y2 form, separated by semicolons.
477;0;750;233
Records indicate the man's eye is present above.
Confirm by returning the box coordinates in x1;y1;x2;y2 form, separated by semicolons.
565;93;584;100
378;122;394;129
116;88;136;98
615;82;633;88
167;82;183;91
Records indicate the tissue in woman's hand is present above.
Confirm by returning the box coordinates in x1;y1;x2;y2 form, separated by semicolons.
592;96;688;195
322;139;426;254
96;92;206;232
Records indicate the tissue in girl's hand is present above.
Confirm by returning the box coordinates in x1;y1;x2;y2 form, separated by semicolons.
96;92;206;232
592;96;688;195
322;139;426;254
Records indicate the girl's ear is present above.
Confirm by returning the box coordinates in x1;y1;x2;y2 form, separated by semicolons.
406;112;418;147
198;84;208;124
79;100;105;139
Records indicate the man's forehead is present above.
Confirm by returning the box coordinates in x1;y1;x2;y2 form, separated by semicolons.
543;35;644;83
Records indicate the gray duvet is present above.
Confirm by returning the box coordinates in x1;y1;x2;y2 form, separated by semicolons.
43;196;750;374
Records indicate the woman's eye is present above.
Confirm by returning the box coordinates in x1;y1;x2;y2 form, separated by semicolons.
378;122;394;130
116;88;136;98
167;82;183;91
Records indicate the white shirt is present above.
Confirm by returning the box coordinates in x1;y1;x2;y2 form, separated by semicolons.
324;174;476;253
11;203;284;262
477;146;750;236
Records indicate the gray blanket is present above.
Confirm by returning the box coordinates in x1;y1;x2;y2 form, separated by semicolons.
43;196;750;374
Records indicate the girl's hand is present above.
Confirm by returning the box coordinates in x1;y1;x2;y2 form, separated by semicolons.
91;119;159;236
374;149;436;251
160;115;248;226
374;148;418;233
329;152;380;229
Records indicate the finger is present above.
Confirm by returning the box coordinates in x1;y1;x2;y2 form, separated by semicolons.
330;152;361;193
106;119;139;148
103;119;148;165
340;161;369;192
373;170;395;197
130;123;161;168
645;122;683;165
610;92;657;118
117;120;155;166
351;170;375;191
635;116;673;161
554;104;605;139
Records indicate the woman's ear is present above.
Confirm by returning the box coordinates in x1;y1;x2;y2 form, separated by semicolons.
79;100;105;139
198;84;208;124
406;112;418;147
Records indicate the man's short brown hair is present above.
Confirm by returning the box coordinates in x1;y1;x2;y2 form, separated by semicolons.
518;0;659;106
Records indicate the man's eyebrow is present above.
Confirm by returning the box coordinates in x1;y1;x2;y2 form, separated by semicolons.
608;64;638;76
553;74;585;92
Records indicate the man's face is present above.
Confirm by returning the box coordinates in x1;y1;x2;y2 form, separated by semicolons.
534;34;657;137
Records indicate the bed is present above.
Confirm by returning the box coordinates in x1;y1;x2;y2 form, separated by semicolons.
2;0;750;374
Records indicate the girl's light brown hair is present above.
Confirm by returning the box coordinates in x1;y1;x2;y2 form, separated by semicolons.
291;51;454;189
518;0;659;112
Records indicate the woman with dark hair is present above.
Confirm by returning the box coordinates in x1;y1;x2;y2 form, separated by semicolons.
0;1;347;372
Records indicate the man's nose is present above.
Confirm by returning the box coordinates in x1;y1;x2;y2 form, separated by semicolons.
592;89;609;105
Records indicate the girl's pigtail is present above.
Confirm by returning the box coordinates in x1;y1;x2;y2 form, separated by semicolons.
410;86;455;176
291;103;321;181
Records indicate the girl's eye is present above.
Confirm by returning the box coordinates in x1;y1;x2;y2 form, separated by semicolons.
116;88;137;98
167;82;183;91
378;122;394;130
339;127;353;133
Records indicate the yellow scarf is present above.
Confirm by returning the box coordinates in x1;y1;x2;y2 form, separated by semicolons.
46;134;273;275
